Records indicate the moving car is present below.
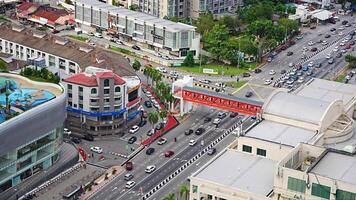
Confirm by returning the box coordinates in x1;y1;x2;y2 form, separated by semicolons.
132;45;141;50
204;117;212;123
195;127;206;135
287;51;293;56
185;129;194;135
125;161;133;171
147;129;155;136
124;173;134;181
146;147;155;155
90;146;103;154
71;137;81;144
264;80;272;85
157;138;167;145
242;72;251;77
328;58;334;64
199;79;211;84
125;181;136;189
269;70;276;75
189;139;197;146
164;150;175;157
213;118;221;125
129;125;140;133
217;112;227;119
254;68;262;73
145;165;156;173
230;112;238;118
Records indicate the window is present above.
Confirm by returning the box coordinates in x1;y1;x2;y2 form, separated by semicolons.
79;104;83;109
287;177;306;193
79;96;83;100
68;93;72;98
79;87;83;92
91;88;97;94
104;99;110;103
115;86;121;93
336;189;356;200
257;148;266;157
104;89;110;94
104;79;110;87
242;145;252;153
68;84;72;89
311;183;331;199
192;185;198;193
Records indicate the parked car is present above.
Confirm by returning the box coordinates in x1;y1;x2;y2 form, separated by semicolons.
164;150;175;157
207;148;216;155
155;122;164;130
242;72;251;77
90;146;103;154
71;137;81;144
147;129;155;136
125;161;133;171
145;165;156;173
287;51;293;56
157;138;167;145
132;45;141;50
328;58;334;64
195;127;205;135
129;125;140;133
124;173;134;181
245;91;253;97
230;112;238;118
185;129;194;135
311;47;318;52
280;69;287;74
213;118;221;125
254;68;262;73
199;79;211;84
144;101;152;108
146;147;155;155
217;112;227;119
325;34;331;38
128;136;137;144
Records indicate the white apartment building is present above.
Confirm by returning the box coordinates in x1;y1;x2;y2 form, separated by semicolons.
0;23;135;78
62;67;141;137
189;78;356;200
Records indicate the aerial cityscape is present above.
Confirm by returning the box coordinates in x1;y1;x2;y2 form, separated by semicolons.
0;0;355;200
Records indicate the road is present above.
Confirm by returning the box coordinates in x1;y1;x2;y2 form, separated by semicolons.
88;107;250;200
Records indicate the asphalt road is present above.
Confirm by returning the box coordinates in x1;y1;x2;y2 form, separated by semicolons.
88;107;247;200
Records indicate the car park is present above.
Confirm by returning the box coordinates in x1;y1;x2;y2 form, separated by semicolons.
128;136;137;144
124;174;134;181
245;91;253;97
145;165;156;173
90;146;103;154
129;125;140;133
185;129;194;135
146;148;155;155
195;127;205;135
164;150;175;157
189;139;197;146
125;181;136;189
157;138;167;145
207;148;216;155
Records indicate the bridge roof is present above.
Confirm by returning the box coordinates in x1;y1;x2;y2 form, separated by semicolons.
183;86;264;106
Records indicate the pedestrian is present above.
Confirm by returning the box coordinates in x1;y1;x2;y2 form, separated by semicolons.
91;153;94;158
174;137;177;142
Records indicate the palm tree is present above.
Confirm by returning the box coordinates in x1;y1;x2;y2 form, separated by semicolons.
148;112;159;129
179;184;190;200
163;193;175;200
143;66;153;85
159;109;167;120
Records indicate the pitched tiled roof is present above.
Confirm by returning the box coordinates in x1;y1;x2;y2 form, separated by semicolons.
64;72;126;87
17;2;38;12
96;72;125;85
33;10;61;23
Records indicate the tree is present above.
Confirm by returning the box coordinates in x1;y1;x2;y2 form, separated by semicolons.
158;109;167;120
163;193;175;200
337;0;347;9
183;51;195;67
219;16;240;35
179;184;190;200
346;54;356;68
204;24;230;61
132;59;141;71
148;112;159;129
64;0;73;5
129;4;139;11
247;19;274;39
193;13;215;34
278;18;299;38
239;2;274;23
143;66;153;85
0;60;7;72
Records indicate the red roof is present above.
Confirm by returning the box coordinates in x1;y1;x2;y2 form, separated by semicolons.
33;10;60;23
64;72;126;87
17;2;38;12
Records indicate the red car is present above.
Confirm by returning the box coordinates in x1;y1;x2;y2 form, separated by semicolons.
125;161;133;171
164;150;174;157
345;44;352;49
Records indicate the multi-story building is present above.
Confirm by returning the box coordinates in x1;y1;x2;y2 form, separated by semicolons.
190;0;239;19
62;67;141;138
74;0;200;59
189;78;356;200
0;23;134;78
0;73;66;193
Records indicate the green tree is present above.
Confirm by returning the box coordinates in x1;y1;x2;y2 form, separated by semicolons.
40;68;49;79
204;24;230;61
219;16;240;35
346;54;356;68
0;60;7;72
193;13;215;34
247;19;274;39
64;0;73;5
183;51;195;67
239;2;274;23
179;184;190;200
163;193;175;200
132;59;141;71
148;112;159;129
143;65;153;85
158;109;167;120
278;18;299;38
129;4;139;11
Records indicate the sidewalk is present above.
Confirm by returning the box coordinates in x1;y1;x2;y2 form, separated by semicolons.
79;166;123;200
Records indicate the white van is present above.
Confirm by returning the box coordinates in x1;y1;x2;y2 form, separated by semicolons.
94;32;103;38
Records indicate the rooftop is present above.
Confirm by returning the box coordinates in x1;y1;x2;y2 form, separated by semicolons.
0;23;135;77
245;120;317;147
310;151;356;185
194;150;276;196
75;0;196;32
296;78;356;110
63;71;125;87
263;91;332;125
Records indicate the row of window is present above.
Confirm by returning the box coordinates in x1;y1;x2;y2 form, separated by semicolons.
287;177;356;200
67;84;121;94
242;145;266;157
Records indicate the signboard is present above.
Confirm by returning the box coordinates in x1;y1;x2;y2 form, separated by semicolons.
202;68;218;75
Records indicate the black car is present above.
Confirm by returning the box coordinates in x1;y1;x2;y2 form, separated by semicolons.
330;28;336;32
128;136;137;144
315;63;322;68
342;20;348;25
144;101;152;108
230;112;238;118
185;129;194;135
146;148;155;155
207;148;216;155
132;45;141;50
280;69;286;74
336;53;342;58
195;128;205;135
138;120;147;127
287;51;293;56
245;91;253;98
325;34;331;38
311;47;318;52
204;117;212;123
254;68;262;73
71;137;81;144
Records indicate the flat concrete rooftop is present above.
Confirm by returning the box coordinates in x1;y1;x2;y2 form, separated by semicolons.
194;150;276;196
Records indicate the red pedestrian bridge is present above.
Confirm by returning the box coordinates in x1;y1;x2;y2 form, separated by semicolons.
173;86;263;116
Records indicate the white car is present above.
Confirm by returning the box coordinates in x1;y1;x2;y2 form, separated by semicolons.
322;41;328;46
308;41;314;46
341;49;346;53
129;125;140;134
94;32;103;38
288;62;294;67
338;26;345;30
340;42;345;46
189;139;197;146
125;181;136;189
308;61;314;67
199;79;211;84
333;48;339;52
286;80;294;85
157;138;167;145
269;70;276;75
90;146;103;154
325;53;331;59
161;118;168;125
298;77;304;83
264;80;272;85
63;128;71;135
213;118;221;125
338;32;344;36
145;165;156;173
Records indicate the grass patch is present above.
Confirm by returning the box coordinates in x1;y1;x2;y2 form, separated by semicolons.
225;81;247;89
177;63;258;76
110;46;135;56
68;35;88;42
335;74;346;82
0;15;10;22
